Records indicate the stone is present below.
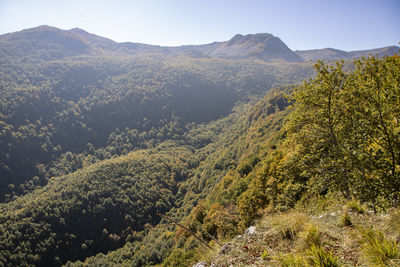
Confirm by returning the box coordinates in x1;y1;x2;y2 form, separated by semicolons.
192;262;208;267
245;226;256;236
218;242;232;255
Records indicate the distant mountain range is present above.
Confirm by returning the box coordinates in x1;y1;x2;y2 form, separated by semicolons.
295;46;399;61
0;25;398;62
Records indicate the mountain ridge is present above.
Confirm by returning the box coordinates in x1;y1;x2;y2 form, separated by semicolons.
1;25;398;63
296;45;399;61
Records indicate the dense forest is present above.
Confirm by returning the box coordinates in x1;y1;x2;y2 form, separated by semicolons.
0;26;399;267
0;30;313;200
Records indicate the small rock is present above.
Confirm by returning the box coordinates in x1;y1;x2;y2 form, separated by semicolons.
218;242;232;255
245;226;256;236
236;235;243;239
192;262;208;267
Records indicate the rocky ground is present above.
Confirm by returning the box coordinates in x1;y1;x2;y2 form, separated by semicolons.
193;198;400;266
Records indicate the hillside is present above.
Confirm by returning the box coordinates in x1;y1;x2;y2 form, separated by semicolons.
0;26;399;267
69;55;399;267
0;26;315;200
207;201;400;266
0;145;198;265
296;46;399;61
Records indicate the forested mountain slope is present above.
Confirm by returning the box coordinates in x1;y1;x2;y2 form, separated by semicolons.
0;26;314;266
0;26;398;267
0;26;315;200
73;55;399;267
0;145;198;266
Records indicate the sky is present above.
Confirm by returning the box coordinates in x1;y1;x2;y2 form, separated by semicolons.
0;0;399;51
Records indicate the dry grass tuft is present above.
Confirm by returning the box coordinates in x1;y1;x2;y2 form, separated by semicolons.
300;224;322;249
307;245;341;267
346;199;365;214
360;228;400;266
269;212;310;240
339;210;352;227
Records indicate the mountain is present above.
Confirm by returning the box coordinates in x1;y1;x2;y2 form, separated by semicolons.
0;25;398;267
0;26;303;62
0;25;314;202
296;45;399;61
210;33;304;62
2;26;396;64
0;26;90;60
178;33;304;62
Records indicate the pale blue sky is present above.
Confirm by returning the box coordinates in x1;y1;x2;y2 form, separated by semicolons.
0;0;399;51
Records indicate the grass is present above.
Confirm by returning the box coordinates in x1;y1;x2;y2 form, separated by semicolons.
346;199;365;214
339;210;352;227
270;212;310;240
300;224;322;249
307;245;341;267
275;253;306;267
360;228;400;266
197;199;400;267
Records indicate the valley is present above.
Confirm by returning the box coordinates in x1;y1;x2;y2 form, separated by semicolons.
0;26;399;266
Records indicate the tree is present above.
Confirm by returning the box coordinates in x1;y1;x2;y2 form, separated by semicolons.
286;60;350;197
286;55;400;207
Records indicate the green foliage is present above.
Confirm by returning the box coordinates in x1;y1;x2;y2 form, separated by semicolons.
162;248;196;267
0;145;197;266
62;55;398;266
3;27;398;267
286;55;400;207
0;49;311;200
